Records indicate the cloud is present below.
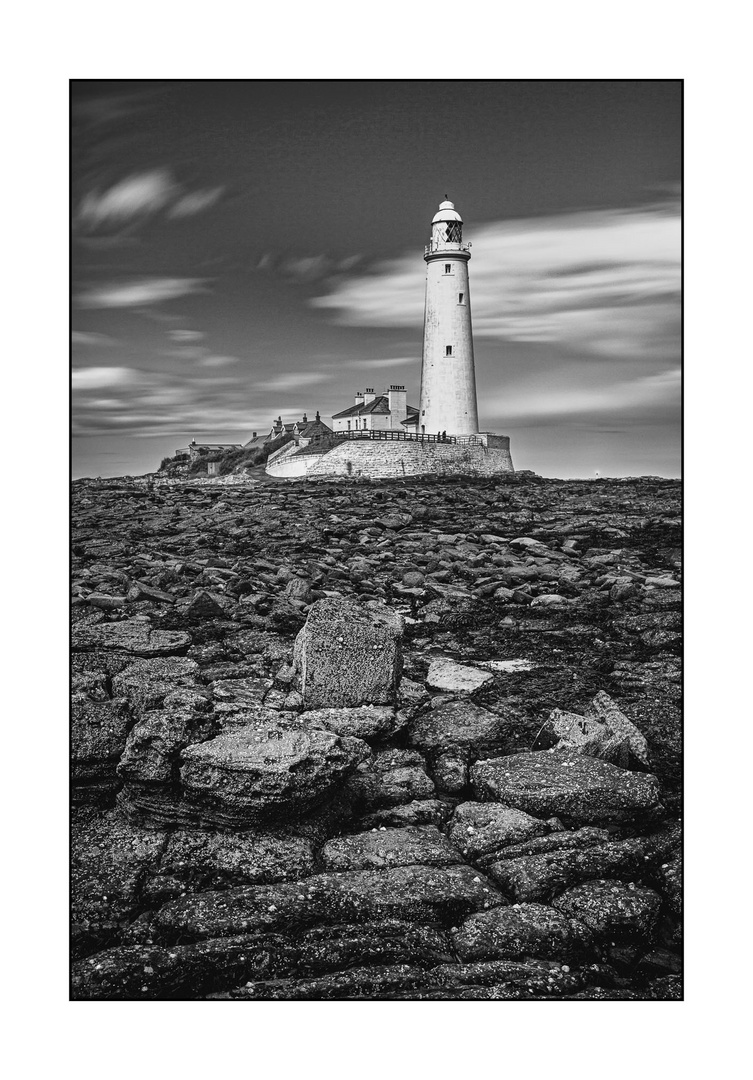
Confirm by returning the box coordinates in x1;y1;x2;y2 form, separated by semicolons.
78;169;178;227
482;366;681;423
339;356;418;370
72;366;137;390
254;372;329;391
76;277;209;309
72;331;116;347
311;202;680;363
200;355;241;368
168;187;225;218
168;329;205;342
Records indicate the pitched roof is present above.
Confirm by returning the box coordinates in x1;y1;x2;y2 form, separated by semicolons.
332;395;410;419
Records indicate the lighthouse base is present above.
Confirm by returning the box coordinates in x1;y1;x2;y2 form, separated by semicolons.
267;434;514;480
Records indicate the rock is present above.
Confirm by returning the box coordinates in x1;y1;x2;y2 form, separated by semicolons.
179;720;370;826
402;571;425;588
354;799;453;831
152;864;505;943
117;692;214;785
552;879;662;940
487;834;673;903
112;657;201;716
293;597;404;708
425;658;494;693
88;592;126;610
72;618;191;658
409;699;512;760
185;590;228;620
149;830;316;896
432;751;468;794
320;825;461;872
530;594;571;607
584;691;651;768
448;803;551;863
301;705;398;743
644;576;680;588
471;751;662;825
71;694;132;801
71;809;167;956
351;751;436;811
452;904;593;963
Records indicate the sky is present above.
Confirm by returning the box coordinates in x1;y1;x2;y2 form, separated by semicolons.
71;79;681;479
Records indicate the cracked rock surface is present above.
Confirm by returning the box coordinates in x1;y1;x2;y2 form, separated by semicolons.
71;473;681;1000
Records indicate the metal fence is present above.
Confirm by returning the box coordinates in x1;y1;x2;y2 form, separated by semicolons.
310;429;462;447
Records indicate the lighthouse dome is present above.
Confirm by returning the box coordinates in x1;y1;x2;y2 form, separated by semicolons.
432;199;463;223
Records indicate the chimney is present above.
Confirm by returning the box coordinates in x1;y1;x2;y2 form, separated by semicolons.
387;384;407;427
302;413;307;423
252;431;257;439
363;387;376;405
354;391;364;406
315;410;320;422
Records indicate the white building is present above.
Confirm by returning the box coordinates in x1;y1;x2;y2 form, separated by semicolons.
331;385;418;433
418;198;480;436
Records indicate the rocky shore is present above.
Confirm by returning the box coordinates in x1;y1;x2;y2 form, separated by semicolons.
71;473;681;1000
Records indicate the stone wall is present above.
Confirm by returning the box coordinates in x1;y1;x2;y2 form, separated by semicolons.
303;439;514;480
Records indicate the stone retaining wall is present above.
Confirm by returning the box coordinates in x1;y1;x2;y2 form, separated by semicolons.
301;439;514;479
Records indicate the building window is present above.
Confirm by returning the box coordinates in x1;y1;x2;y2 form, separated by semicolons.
444;264;451;274
445;345;452;356
458;293;464;304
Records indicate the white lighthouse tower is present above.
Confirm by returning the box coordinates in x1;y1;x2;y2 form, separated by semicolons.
418;198;480;436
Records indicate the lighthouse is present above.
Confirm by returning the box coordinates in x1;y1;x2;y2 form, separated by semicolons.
418;198;480;436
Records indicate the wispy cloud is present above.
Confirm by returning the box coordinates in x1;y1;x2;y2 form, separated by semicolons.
168;187;225;218
168;329;205;342
72;366;136;390
76;277;209;309
311;201;680;363
200;355;241;368
76;169;225;232
71;331;117;347
484;366;681;423
78;169;178;227
254;372;329;391
338;356;418;370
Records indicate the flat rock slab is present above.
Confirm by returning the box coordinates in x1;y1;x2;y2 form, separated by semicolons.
72;921;454;1000
425;658;494;693
320;825;462;873
150;830;316;895
487;835;669;903
448;803;551;862
471;750;662;825
553;879;662;939
72;618;192;657
180;721;370;825
301;705;398;743
409;699;512;759
152;864;505;942
452;903;594;963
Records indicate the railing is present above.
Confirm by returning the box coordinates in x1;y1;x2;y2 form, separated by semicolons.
310;429;465;447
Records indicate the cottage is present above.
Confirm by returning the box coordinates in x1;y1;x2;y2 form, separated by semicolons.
331;386;419;433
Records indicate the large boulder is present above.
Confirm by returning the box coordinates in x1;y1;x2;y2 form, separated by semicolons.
301;705;399;743
71;694;132;803
179;719;370;826
471;750;662;825
293;598;404;708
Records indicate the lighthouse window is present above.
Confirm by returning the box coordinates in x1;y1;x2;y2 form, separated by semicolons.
445;345;453;356
446;221;462;243
458;293;464;304
444;264;452;274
